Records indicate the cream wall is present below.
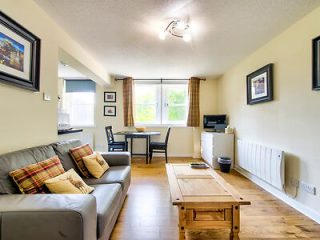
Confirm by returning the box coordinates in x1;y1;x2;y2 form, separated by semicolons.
0;0;110;154
217;7;320;218
91;78;218;157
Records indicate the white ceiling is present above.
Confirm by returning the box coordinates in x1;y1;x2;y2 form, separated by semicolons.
36;0;320;79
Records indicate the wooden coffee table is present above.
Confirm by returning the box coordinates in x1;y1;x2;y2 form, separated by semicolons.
166;163;250;240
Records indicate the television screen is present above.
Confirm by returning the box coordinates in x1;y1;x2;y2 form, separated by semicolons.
203;115;227;130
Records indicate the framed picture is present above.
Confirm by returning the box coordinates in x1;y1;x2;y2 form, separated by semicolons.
104;91;116;102
312;35;320;90
104;106;116;116
247;64;273;105
0;11;41;91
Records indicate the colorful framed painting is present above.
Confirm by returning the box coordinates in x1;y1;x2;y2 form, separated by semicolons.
0;11;41;91
104;106;116;116
247;64;273;105
104;91;116;102
312;35;320;90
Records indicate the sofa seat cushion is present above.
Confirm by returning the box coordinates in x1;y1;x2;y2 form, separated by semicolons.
90;183;122;238
84;166;130;190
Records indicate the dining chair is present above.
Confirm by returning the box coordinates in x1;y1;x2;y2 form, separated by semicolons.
149;127;171;163
105;126;127;151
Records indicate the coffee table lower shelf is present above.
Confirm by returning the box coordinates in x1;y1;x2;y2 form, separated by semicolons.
177;203;240;240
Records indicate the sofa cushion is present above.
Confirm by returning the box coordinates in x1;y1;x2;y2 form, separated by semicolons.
9;156;65;194
0;145;56;194
90;183;122;238
45;169;94;194
84;166;130;190
69;144;93;178
51;140;82;174
83;152;109;179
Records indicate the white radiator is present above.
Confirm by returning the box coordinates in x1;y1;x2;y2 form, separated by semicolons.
237;140;285;190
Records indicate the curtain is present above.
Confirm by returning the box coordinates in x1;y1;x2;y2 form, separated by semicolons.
123;77;135;127
187;77;200;127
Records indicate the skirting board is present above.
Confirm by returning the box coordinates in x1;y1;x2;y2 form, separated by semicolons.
235;166;320;224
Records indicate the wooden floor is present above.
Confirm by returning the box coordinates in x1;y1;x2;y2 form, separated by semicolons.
110;157;320;240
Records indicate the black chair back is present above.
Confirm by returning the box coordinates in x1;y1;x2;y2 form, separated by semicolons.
105;126;115;144
165;127;171;145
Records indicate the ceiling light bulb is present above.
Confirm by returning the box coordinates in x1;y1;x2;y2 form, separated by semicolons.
176;20;186;30
159;31;167;40
183;33;191;42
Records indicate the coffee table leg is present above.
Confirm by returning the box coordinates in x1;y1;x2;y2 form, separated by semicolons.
230;205;240;240
179;206;186;240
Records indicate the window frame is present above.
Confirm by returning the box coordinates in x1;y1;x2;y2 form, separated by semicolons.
134;81;189;126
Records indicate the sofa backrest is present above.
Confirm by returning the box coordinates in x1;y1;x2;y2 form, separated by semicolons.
0;145;56;194
50;139;82;174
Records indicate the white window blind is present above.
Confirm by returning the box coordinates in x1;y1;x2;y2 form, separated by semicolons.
63;79;96;127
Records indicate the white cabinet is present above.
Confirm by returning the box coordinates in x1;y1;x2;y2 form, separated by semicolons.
201;132;234;169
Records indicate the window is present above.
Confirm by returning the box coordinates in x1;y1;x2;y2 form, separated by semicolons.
134;81;188;125
63;80;96;127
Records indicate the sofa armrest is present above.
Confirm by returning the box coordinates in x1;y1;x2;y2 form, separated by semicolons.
0;194;97;240
100;152;131;166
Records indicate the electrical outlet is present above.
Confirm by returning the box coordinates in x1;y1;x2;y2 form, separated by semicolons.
288;178;299;188
300;181;316;195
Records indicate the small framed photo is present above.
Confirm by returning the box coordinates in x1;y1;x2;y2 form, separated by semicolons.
312;35;320;90
104;106;116;116
0;11;41;91
104;91;116;102
247;64;273;105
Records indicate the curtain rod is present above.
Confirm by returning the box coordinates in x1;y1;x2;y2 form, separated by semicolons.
115;78;206;81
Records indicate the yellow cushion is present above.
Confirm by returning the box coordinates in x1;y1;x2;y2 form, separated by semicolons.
44;169;94;194
82;152;109;178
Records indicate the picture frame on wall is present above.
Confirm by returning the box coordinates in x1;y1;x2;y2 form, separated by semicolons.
246;63;273;105
104;91;116;102
312;35;320;90
0;11;41;91
104;106;116;116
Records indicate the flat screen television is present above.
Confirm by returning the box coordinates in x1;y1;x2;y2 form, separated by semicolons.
203;115;227;131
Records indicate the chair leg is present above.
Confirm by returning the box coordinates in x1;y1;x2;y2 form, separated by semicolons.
165;149;168;163
149;149;153;163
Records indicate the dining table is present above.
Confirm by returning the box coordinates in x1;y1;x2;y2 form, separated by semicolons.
114;131;160;164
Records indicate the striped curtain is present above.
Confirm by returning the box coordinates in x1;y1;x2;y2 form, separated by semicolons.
123;77;135;127
187;77;200;127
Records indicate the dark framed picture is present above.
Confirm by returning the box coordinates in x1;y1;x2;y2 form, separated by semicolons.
104;91;116;102
104;106;116;116
247;64;273;105
0;11;41;91
312;35;320;90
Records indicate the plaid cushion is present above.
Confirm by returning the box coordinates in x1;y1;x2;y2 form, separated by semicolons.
69;144;93;178
9;156;65;194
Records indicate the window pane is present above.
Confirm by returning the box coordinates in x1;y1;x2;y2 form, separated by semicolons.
168;106;187;122
167;86;187;105
135;104;157;123
163;84;188;124
135;85;158;104
134;84;160;123
63;92;95;127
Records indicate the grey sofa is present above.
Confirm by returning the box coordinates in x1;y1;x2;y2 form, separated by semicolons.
0;139;131;240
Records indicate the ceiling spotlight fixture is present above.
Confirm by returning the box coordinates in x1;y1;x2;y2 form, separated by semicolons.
159;19;191;42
